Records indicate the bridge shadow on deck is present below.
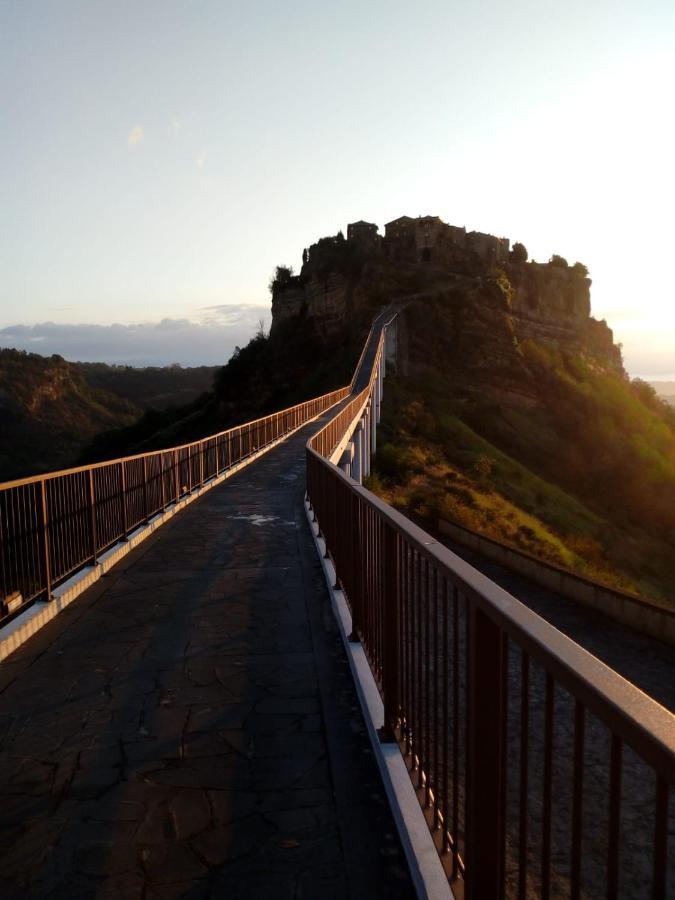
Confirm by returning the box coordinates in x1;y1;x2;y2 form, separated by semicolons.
0;421;414;898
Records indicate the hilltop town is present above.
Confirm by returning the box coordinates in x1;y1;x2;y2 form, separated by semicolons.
271;214;622;376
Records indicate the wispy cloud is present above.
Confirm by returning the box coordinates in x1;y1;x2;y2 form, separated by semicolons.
127;125;144;148
0;305;270;367
198;303;268;329
168;117;181;136
195;151;206;170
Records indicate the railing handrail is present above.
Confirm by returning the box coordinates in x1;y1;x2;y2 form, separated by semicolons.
0;385;351;490
305;307;675;896
305;458;675;778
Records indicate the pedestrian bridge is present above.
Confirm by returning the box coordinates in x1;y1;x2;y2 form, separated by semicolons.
0;310;673;898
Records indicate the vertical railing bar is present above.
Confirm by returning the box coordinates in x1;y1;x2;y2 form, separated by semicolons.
88;469;97;564
452;584;460;878
499;631;509;899
653;776;668;900
518;651;530;900
120;461;127;539
607;735;622;900
424;557;431;805
541;673;554;900
160;453;166;512
415;549;423;783
432;565;440;825
442;575;450;854
39;480;52;600
570;700;585;900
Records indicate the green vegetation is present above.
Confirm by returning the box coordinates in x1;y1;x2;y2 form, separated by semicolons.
269;265;295;293
369;322;675;608
0;349;218;481
549;254;569;268
510;242;528;264
0;349;138;480
77;362;216;411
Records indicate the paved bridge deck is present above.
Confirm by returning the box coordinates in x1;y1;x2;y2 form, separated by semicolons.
0;420;413;899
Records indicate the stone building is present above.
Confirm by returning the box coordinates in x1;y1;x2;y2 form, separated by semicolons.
347;220;380;248
384;214;509;268
465;230;510;266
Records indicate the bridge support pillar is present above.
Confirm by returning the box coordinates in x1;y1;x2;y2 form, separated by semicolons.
339;443;354;478
385;317;397;370
352;423;364;484
371;393;377;453
363;407;371;478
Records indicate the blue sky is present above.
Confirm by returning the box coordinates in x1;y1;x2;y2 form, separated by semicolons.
2;1;674;372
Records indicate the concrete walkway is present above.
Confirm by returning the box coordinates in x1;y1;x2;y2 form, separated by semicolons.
0;421;414;898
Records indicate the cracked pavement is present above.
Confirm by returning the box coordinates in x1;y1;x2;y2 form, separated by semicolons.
0;420;414;899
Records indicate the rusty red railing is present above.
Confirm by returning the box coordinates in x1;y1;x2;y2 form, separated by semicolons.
0;386;349;621
306;313;675;898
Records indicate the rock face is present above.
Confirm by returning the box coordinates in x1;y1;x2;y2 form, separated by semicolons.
270;215;624;378
271;274;351;338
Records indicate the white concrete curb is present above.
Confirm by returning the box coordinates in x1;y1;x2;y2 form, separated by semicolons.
304;497;454;900
0;418;323;664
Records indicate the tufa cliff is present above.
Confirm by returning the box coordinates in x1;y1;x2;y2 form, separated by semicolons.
270;215;623;399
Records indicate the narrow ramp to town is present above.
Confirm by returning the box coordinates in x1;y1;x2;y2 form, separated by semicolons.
0;418;413;899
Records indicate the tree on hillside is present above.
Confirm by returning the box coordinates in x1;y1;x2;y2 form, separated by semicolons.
510;242;528;264
572;261;589;277
268;265;294;294
549;254;569;268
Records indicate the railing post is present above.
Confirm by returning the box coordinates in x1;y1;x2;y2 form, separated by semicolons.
119;461;128;539
371;396;377;454
380;522;400;742
142;456;149;522
348;492;362;641
199;441;204;487
39;480;53;600
174;449;180;502
465;603;505;899
160;453;166;510
88;469;98;564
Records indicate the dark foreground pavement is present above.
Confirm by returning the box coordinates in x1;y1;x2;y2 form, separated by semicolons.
0;421;414;899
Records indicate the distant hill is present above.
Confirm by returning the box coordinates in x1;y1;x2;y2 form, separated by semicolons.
0;349;218;481
76;361;217;411
648;381;675;407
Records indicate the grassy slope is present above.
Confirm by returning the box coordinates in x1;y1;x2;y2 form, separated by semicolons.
370;369;675;609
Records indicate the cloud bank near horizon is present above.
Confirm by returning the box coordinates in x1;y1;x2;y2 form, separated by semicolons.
0;305;269;367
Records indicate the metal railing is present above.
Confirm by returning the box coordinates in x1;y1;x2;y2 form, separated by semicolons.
306;314;675;898
0;386;349;622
